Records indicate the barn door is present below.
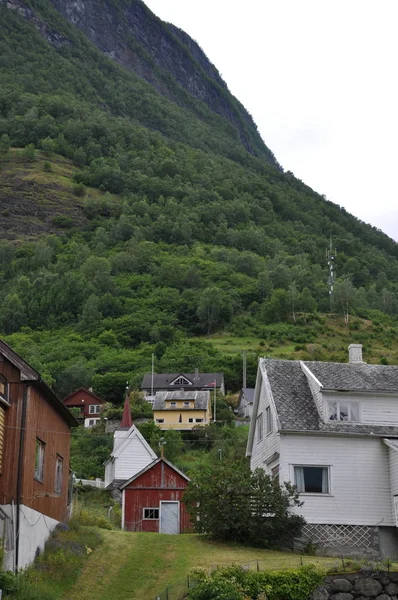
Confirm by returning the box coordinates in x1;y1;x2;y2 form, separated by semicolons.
159;501;179;534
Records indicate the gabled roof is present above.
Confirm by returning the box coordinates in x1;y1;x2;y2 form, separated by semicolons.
141;373;224;390
240;388;255;404
63;387;105;404
119;457;190;490
108;424;157;461
0;339;77;427
153;390;210;410
247;358;398;456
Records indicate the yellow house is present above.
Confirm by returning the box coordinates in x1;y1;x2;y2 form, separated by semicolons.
153;391;212;430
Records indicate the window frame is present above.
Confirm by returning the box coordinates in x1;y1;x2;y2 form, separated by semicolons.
156;419;164;424
256;413;263;442
34;438;45;482
143;508;159;520
265;406;272;435
55;455;63;494
0;375;9;404
89;404;101;414
327;399;360;423
293;465;331;495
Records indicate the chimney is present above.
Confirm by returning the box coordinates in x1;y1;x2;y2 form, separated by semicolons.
348;344;364;364
194;368;199;382
89;387;93;393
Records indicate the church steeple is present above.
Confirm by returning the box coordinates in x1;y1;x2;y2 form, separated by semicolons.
120;394;133;429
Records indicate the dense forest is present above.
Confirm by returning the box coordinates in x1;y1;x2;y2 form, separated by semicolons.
1;0;398;403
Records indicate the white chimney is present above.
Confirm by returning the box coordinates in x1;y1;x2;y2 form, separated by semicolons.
348;344;364;364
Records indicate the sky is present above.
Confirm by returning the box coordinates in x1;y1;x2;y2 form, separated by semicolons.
144;0;398;241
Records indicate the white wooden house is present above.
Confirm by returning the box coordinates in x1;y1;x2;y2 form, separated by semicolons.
104;398;156;496
247;344;398;558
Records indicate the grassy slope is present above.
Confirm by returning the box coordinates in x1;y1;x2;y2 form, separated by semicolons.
62;531;335;600
0;149;116;241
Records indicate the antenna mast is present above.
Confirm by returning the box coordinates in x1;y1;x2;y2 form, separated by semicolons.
326;237;336;312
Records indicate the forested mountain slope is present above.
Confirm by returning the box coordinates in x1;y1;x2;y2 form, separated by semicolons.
0;0;398;400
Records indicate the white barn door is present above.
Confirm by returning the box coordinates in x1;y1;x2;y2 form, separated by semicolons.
159;501;179;534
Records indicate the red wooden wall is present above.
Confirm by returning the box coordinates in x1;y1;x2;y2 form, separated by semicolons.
123;460;191;533
63;389;104;419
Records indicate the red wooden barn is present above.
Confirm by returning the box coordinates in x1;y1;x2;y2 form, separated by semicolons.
120;457;191;534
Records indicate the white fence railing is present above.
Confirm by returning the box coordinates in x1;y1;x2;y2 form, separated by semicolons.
74;477;105;489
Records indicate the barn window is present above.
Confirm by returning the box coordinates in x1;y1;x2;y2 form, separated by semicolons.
55;455;63;493
143;508;159;519
294;466;329;494
34;439;45;482
89;405;101;414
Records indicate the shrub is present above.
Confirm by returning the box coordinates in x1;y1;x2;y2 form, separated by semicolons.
43;161;52;172
72;182;86;197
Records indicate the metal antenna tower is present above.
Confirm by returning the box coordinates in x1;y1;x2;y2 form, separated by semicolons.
326;237;336;312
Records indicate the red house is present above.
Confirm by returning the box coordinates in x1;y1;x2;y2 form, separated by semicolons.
120;457;191;534
63;388;105;427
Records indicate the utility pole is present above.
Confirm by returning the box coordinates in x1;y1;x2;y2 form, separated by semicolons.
327;237;336;313
213;375;217;423
242;351;247;389
151;353;154;399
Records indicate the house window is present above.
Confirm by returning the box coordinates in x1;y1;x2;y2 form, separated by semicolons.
88;419;99;427
143;508;159;519
55;455;63;493
0;376;8;403
156;419;164;424
328;400;359;422
89;404;101;414
294;466;329;494
256;413;263;442
189;418;194;423
34;439;45;482
265;406;272;435
170;402;177;407
183;401;190;407
196;418;203;423
172;376;191;386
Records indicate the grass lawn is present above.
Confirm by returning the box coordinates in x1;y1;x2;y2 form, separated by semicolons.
62;531;336;600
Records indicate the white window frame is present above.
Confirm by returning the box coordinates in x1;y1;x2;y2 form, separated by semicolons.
327;399;360;423
171;376;192;386
256;413;263;442
170;401;177;407
35;438;45;482
265;406;272;435
183;401;191;407
89;404;101;414
143;507;159;519
293;465;331;495
55;455;63;494
156;419;164;424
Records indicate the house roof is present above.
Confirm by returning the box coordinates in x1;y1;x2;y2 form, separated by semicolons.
104;424;157;465
141;373;223;390
119;457;190;490
153;390;210;410
0;339;78;427
62;387;105;404
248;358;398;450
303;361;398;393
241;388;255;403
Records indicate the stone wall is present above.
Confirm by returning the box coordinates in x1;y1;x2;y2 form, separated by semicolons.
312;571;398;600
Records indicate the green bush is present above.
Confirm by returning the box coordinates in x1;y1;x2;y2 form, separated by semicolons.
188;564;324;600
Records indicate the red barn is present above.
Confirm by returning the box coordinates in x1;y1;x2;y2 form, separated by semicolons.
63;388;105;427
120;457;191;534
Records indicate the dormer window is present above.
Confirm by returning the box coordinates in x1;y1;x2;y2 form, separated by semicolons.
171;376;192;386
328;400;359;422
170;401;177;407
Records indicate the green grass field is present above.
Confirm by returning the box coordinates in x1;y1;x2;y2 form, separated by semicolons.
61;531;336;600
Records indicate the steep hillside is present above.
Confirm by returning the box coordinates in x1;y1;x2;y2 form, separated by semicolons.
0;0;398;401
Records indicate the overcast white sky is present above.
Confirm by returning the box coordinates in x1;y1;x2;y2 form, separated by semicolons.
145;0;398;241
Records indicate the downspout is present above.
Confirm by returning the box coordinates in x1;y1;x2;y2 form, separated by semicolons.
15;383;28;572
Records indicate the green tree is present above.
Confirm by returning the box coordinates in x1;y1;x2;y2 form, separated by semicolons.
22;143;36;161
184;460;304;547
197;287;233;334
0;133;11;154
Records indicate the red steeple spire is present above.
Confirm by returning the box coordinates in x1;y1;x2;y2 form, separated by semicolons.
120;394;133;428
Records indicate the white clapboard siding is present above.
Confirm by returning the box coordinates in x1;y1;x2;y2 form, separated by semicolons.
280;433;393;526
250;373;280;471
322;392;398;426
114;434;155;480
104;459;115;488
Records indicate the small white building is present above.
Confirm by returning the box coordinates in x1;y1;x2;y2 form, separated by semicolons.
104;398;156;496
237;388;255;420
247;344;398;558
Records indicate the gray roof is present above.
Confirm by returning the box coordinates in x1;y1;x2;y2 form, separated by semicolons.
141;372;223;390
262;358;398;436
304;361;398;392
153;390;210;410
242;388;255;403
